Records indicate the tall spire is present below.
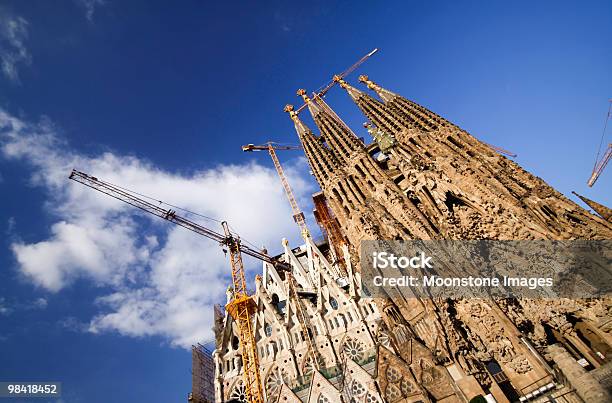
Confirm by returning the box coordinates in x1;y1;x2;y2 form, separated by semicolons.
572;191;612;222
284;104;339;187
358;74;399;103
297;88;363;162
358;75;445;131
334;76;426;134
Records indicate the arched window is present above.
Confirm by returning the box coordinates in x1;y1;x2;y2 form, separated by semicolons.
264;323;272;337
330;297;338;310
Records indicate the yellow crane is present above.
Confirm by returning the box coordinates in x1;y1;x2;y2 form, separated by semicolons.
242;143;309;239
68;169;274;403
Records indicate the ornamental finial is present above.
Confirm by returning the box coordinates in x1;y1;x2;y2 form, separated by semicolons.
333;75;348;89
358;75;380;92
296;88;310;103
284;104;299;122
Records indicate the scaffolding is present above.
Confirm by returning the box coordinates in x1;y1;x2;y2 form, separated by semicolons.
189;343;215;403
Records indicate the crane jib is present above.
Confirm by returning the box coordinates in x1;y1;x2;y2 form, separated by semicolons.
67;169;288;270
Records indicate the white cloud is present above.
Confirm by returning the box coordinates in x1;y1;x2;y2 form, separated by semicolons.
0;8;30;82
73;0;106;21
0;108;314;348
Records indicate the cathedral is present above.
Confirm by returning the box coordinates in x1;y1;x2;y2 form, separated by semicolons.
209;76;612;403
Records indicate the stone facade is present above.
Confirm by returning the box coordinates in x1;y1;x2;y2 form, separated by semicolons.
214;237;386;403
212;77;612;402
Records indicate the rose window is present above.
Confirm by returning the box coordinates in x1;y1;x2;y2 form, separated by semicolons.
229;383;247;402
266;366;288;395
343;339;365;362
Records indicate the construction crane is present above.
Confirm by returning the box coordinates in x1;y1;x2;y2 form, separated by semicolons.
295;48;378;114
242;142;309;239
241;144;324;375
588;100;612;187
68;169;272;403
588;144;611;187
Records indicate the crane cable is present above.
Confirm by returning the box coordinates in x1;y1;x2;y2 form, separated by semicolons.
109;180;268;256
92;177;266;245
100;179;223;224
108;178;283;253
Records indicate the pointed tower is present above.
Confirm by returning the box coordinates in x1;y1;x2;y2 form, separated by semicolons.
286;101;439;247
296;89;364;164
359;74;452;130
332;76;612;240
572;191;612;222
286;103;383;243
357;74;522;163
293;91;439;242
334;75;431;136
284;104;341;187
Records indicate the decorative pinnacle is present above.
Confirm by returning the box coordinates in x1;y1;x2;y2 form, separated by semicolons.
284;104;299;122
358;74;379;91
332;75;348;88
296;88;310;102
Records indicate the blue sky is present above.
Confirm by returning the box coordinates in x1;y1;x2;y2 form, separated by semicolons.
0;1;610;402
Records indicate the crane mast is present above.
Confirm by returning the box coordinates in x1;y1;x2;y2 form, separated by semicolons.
242;143;309;239
68;169;265;403
267;144;309;238
221;221;263;403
